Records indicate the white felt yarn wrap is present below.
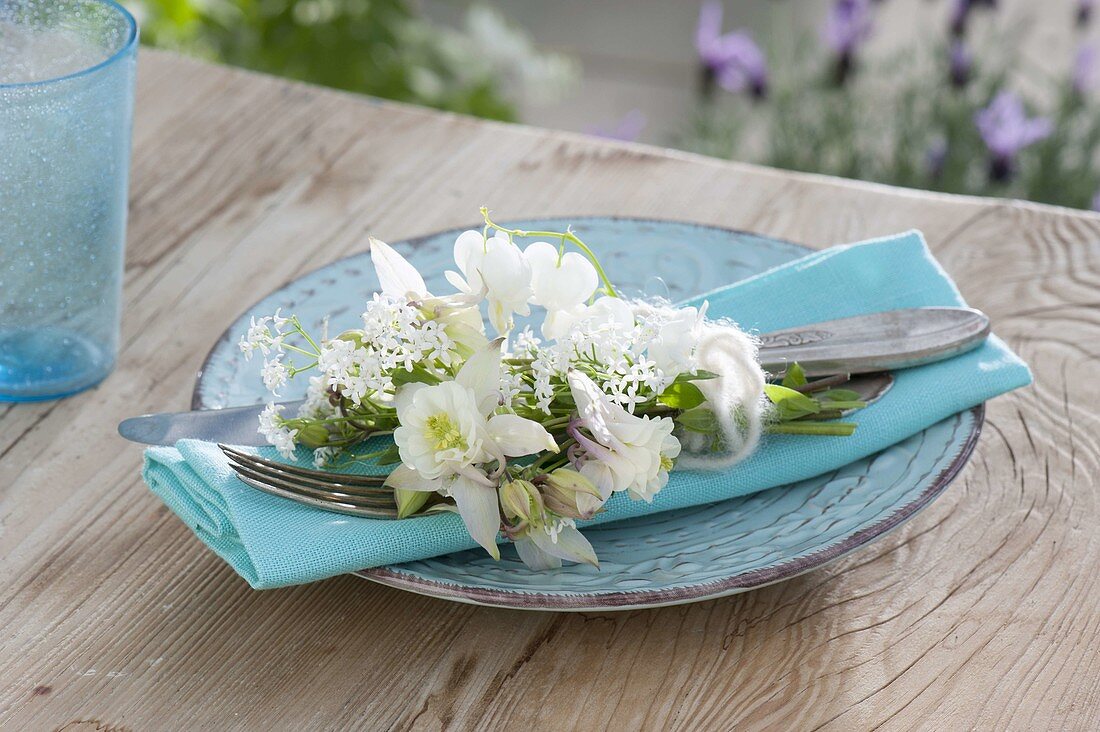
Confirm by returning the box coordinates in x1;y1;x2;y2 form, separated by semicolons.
675;321;768;470
630;300;767;470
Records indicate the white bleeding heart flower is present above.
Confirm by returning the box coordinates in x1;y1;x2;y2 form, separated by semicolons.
387;340;557;558
524;241;598;311
566;370;681;510
446;230;533;334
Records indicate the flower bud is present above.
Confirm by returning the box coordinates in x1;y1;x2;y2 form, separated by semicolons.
395;488;430;519
335;330;365;347
499;479;543;523
540;468;602;519
296;423;331;449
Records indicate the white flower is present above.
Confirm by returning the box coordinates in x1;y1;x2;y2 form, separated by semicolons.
370;235;487;356
238;315;283;360
512;516;598;570
261;357;290;395
567;370;681;508
524;241;598;337
386;341;558;558
257;403;299;459
446;230;532;334
370;236;428;302
392;381;491;480
312;446;338;468
633;302;706;378
524;241;598;310
297;376;336;420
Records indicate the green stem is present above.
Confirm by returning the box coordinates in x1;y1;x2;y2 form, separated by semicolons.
768;422;857;436
481;207;620;298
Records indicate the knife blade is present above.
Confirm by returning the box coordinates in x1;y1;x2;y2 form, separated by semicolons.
119;306;989;446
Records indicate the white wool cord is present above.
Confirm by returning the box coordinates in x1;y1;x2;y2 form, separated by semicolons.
676;321;768;470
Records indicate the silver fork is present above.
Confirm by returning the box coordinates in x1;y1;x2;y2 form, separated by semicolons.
219;373;895;521
220;445;400;519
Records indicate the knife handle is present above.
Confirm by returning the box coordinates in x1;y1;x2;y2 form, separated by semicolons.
756;307;990;376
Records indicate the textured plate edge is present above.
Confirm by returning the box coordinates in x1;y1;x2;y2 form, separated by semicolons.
190;216;812;410
353;405;984;612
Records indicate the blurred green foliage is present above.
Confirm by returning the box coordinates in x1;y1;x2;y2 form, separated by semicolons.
125;0;575;121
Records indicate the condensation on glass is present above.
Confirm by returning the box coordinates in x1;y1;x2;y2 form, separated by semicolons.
0;0;137;400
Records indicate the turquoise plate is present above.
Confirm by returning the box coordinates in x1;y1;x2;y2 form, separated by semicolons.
194;218;982;611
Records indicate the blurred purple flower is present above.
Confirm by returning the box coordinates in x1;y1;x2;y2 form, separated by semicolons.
949;40;973;88
1092;189;1100;212
975;92;1053;181
1073;43;1098;95
950;0;997;37
823;0;874;56
695;2;769;99
823;0;874;84
586;110;647;143
1078;0;1094;27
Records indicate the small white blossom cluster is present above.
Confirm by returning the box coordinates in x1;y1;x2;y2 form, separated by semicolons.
257;403;297;459
239;210;768;571
518;297;705;414
317;294;455;406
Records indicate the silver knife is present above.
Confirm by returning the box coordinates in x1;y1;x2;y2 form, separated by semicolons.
119;306;989;446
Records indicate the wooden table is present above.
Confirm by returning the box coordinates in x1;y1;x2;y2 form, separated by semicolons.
3;51;1098;730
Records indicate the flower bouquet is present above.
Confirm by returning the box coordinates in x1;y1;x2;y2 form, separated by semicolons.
239;208;866;570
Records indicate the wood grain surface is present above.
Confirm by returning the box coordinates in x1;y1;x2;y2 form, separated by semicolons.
2;51;1098;731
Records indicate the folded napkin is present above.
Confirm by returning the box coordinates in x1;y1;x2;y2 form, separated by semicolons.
144;230;1031;589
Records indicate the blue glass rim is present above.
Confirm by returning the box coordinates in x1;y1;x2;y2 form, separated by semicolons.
0;0;138;90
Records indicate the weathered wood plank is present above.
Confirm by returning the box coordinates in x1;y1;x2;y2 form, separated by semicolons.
1;50;1098;731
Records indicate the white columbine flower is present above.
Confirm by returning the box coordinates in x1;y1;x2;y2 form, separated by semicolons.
523;241;598;338
446;230;533;334
566;370;681;510
258;403;299;460
385;341;558;558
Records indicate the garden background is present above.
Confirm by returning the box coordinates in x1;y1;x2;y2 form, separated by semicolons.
125;0;1100;211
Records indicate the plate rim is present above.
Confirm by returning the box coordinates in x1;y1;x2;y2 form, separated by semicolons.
192;217;984;611
352;405;983;611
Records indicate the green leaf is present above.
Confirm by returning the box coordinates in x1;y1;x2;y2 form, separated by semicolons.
395;488;430;518
781;362;807;388
676;369;720;382
812;401;866;411
658;381;707;410
392;364;442;387
764;384;821;420
819;389;862;402
375;444;402;466
676;407;720;434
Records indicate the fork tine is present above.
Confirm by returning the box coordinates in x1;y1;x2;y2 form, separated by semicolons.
228;461;399;509
227;463;400;518
219;445;390;487
222;451;396;499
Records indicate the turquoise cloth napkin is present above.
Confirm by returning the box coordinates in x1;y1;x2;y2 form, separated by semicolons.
144;230;1032;589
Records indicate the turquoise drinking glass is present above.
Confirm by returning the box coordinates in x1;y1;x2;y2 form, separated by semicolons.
0;0;137;401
